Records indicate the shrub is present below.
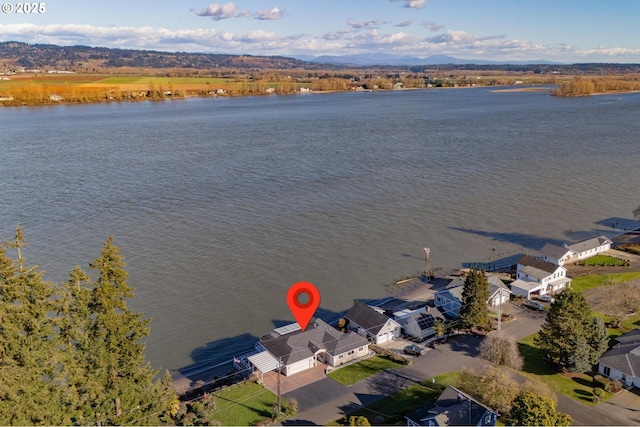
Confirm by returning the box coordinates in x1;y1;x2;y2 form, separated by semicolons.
595;376;611;390
593;387;606;398
609;380;623;393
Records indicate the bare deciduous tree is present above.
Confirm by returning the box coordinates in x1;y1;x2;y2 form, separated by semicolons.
479;334;524;370
599;279;640;327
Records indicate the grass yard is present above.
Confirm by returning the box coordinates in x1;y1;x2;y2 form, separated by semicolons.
209;381;277;426
580;255;628;267
570;272;640;292
327;355;401;386
328;373;459;426
517;334;613;405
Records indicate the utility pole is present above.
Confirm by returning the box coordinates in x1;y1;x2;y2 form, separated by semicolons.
276;357;282;413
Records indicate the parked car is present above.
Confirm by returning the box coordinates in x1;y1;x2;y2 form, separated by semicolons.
404;344;427;357
536;295;555;303
523;299;545;311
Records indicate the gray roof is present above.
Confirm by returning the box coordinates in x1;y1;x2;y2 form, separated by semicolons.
346;300;395;335
487;275;511;299
259;318;368;365
539;243;575;259
600;343;640;378
517;254;560;274
406;385;497;426
615;329;640;345
567;235;613;253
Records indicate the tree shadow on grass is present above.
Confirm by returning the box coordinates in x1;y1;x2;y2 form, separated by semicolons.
574;388;594;403
517;341;556;376
572;375;595;388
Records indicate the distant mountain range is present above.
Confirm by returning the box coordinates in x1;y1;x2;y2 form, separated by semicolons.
2;41;638;74
306;53;562;66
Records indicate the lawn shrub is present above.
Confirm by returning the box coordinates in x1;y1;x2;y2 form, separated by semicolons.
608;380;623;393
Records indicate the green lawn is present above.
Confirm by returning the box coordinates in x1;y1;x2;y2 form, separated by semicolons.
517;334;612;405
209;381;277;426
580;255;628;267
327;355;401;386
570;272;640;292
328;373;459;426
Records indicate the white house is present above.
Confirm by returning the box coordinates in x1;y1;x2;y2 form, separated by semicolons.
515;255;571;296
256;319;369;376
345;301;402;344
435;274;511;318
567;235;613;261
539;243;577;266
598;329;640;388
486;275;512;307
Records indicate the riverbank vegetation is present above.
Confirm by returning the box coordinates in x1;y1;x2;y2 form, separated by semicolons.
552;76;640;96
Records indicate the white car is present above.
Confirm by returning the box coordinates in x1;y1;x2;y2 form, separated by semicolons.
536;295;555;303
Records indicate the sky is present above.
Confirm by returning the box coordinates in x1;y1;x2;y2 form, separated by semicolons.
1;0;640;63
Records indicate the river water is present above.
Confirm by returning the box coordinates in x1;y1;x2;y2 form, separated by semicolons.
1;87;639;380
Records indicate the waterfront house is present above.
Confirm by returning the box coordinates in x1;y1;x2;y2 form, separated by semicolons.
434;274;510;318
598;329;640;388
539;243;577;266
405;385;498;426
345;301;402;344
394;306;444;341
256;319;369;376
567;235;613;261
513;255;571;297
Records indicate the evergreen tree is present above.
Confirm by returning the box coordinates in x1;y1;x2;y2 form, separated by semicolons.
535;288;608;372
0;228;67;425
509;391;572;426
566;335;593;373
82;237;176;425
458;268;490;330
0;231;177;425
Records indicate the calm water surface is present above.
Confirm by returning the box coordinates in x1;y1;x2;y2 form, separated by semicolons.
1;88;639;379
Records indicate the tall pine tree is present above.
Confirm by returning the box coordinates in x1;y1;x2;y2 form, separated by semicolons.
535;288;608;372
0;231;177;425
458;268;490;330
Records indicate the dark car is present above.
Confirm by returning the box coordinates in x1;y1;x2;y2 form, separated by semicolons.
523;299;545;311
403;344;427;357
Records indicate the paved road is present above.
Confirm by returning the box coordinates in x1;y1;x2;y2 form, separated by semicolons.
285;305;637;426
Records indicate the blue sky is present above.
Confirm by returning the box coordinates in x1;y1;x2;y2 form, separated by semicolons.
1;0;639;62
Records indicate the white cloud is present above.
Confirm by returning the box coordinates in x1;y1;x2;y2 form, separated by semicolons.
195;2;240;20
423;21;444;32
256;7;284;20
396;19;414;27
347;19;381;30
390;0;426;9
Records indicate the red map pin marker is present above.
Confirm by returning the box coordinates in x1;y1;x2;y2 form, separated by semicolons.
286;281;321;331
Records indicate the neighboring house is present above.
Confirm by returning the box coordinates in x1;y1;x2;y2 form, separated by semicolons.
394;306;444;340
406;385;498;426
567;235;613;261
434;277;465;319
486;275;512;307
514;255;571;296
598;329;640;388
434;274;510;318
345;301;402;344
256;318;369;376
539;243;577;266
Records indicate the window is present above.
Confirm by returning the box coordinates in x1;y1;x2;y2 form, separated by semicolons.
348;350;355;356
603;366;610;376
359;347;364;351
339;355;343;359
